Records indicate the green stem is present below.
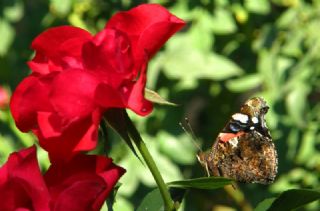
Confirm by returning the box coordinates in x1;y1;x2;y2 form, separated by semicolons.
224;184;252;211
136;140;175;211
123;111;174;210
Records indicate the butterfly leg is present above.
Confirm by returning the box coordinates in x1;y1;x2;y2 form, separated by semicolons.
205;162;210;177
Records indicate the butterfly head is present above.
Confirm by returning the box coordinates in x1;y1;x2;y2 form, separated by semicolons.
240;97;269;118
238;97;271;138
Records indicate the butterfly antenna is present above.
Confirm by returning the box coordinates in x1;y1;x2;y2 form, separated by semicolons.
179;117;202;152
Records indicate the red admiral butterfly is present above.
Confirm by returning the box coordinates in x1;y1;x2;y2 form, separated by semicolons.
197;97;278;184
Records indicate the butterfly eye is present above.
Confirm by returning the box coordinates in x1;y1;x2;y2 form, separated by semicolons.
261;106;269;114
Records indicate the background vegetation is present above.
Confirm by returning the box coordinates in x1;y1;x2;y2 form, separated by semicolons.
1;0;320;210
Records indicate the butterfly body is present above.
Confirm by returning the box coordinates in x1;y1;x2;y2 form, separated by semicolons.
198;97;278;184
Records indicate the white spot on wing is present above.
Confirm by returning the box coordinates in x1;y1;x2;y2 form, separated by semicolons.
252;117;259;124
228;137;238;148
232;113;249;124
250;126;255;130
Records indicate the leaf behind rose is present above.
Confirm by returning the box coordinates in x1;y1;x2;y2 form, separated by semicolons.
145;88;177;106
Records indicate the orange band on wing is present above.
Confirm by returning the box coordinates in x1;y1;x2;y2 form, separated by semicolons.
218;131;245;143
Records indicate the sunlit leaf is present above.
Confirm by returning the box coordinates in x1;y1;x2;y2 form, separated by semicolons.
117;153;143;196
3;0;24;22
0;19;14;56
158;132;197;165
206;53;243;80
226;74;262;92
139;142;183;186
189;9;215;51
112;196;134;211
161;34;243;82
276;7;297;28
296;124;317;164
281;31;304;57
211;8;237;34
0;135;15;163
50;0;71;16
286;83;309;126
232;4;248;24
245;0;270;15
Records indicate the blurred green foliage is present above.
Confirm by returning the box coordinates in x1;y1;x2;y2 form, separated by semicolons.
1;0;320;210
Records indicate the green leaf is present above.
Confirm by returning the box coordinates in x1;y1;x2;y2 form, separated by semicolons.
296;125;317;164
167;177;233;190
112;196;134;211
267;189;320;210
163;50;243;81
226;74;262;92
277;8;298;29
211;8;237;34
232;4;248;24
3;0;24;22
158;132;197;165
145;88;177;106
245;0;270;15
254;198;276;211
117;152;143;196
286;83;310;127
189;9;215;51
206;53;243;80
137;189;164;211
161;34;243;82
0;19;14;56
50;0;72;16
281;31;304;57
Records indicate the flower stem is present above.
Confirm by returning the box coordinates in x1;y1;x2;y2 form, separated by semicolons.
104;109;175;210
136;140;175;210
123;111;174;210
224;184;252;211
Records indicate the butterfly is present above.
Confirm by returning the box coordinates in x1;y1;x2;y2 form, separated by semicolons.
197;97;278;184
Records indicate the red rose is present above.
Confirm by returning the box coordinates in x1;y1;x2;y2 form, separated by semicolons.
10;4;185;161
0;146;125;211
44;152;125;211
0;146;50;211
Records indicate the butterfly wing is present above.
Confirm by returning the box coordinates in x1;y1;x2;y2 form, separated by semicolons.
199;97;278;184
206;131;278;184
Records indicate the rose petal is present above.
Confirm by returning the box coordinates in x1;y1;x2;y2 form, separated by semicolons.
94;83;125;110
123;64;153;116
0;146;50;211
36;110;101;163
82;29;134;87
50;69;99;122
10;74;54;132
106;4;185;59
29;26;92;74
44;154;125;211
37;111;64;138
